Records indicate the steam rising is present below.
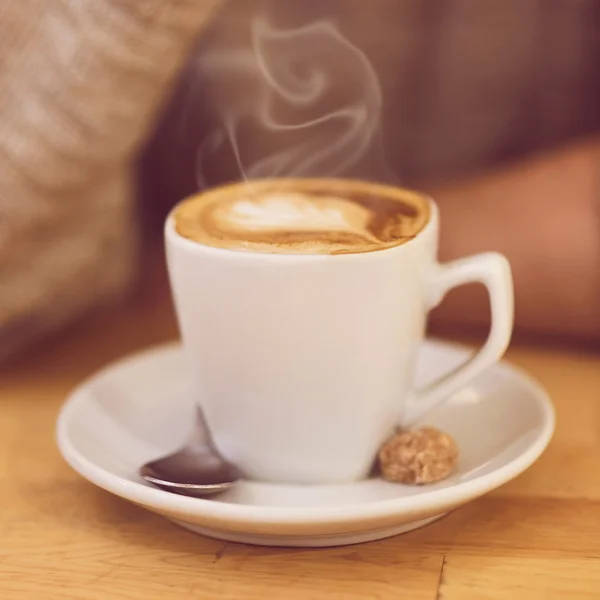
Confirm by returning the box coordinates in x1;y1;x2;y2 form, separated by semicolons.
194;16;386;187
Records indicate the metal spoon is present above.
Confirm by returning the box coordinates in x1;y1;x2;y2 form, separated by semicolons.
139;408;240;497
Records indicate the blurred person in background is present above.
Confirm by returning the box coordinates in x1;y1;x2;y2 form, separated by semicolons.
0;0;598;363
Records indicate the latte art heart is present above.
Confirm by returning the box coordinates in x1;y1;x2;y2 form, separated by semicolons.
174;179;429;255
214;193;379;243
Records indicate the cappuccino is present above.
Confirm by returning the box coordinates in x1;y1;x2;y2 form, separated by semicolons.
173;178;430;255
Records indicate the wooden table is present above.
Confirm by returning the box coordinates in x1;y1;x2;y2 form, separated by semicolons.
2;264;600;600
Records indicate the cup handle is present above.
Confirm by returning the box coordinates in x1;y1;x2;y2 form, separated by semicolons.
403;252;514;427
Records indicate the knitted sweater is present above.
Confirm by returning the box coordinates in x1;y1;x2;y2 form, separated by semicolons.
0;0;219;360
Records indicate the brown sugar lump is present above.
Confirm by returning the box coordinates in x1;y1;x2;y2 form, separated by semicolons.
378;427;459;485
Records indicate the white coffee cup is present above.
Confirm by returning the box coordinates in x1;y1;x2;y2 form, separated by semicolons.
166;180;514;484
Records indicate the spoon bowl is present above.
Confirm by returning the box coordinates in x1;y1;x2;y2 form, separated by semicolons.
139;408;241;497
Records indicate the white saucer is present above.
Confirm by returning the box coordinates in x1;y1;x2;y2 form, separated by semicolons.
56;340;554;547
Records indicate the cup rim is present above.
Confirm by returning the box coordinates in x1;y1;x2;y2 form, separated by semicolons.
165;177;438;261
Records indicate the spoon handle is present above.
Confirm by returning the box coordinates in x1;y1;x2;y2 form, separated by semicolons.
189;406;215;449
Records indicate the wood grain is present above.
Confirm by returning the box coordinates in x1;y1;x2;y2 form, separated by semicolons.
440;556;600;600
1;258;600;599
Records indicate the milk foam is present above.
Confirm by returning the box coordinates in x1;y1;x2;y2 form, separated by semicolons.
213;193;378;241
